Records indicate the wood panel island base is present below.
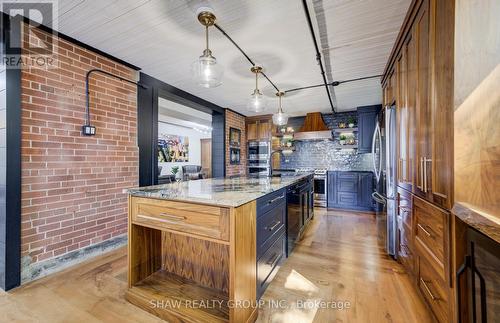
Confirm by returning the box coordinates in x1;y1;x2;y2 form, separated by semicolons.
124;174;313;323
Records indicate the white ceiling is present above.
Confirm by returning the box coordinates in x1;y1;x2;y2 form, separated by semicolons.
34;0;409;116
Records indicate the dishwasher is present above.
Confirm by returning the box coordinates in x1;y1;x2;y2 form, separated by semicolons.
286;182;302;257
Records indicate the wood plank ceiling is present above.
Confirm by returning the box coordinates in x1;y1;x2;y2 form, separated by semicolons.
45;0;409;115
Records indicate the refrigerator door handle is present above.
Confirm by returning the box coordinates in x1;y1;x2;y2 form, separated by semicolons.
372;122;382;182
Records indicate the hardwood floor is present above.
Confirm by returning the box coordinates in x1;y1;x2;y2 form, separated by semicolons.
0;208;433;323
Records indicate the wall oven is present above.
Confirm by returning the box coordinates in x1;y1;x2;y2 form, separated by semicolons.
247;141;270;176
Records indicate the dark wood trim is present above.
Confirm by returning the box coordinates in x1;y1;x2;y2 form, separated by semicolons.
1;14;22;291
138;73;226;185
0;11;140;71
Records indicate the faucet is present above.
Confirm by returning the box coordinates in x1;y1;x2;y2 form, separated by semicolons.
268;150;283;177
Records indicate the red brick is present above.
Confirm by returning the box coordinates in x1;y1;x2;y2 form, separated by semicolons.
21;24;138;268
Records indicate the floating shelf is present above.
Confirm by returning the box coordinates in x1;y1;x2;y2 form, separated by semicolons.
272;132;294;138
334;127;358;133
334;144;358;150
273;146;296;152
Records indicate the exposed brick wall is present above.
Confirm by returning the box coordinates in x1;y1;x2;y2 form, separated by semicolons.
225;109;246;177
20;25;138;279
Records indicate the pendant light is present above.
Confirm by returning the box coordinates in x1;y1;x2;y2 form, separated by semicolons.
246;65;267;112
272;91;289;126
191;9;223;88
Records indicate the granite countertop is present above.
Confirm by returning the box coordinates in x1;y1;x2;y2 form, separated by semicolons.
125;172;313;208
453;202;500;244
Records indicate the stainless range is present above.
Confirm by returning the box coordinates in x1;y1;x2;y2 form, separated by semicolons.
296;168;327;207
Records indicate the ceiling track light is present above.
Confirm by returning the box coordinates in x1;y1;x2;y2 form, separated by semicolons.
272;91;289;126
191;9;223;88
247;65;267;113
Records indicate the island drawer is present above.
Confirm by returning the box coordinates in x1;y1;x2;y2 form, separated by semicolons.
257;188;286;216
130;197;229;241
257;202;286;258
257;232;285;299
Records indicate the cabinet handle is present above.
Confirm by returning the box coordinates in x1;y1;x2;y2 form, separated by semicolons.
266;221;281;232
424;158;432;193
417;223;432;238
138;213;186;223
419;157;424;190
420;278;439;301
268;195;285;205
266;252;280;266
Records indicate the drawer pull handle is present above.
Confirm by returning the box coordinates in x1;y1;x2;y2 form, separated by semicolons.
137;213;186;223
268;195;284;205
266;221;281;232
417;223;432;237
420;278;439;301
266;252;280;266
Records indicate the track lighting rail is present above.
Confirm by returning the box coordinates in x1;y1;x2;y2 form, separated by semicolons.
284;75;383;93
214;23;280;92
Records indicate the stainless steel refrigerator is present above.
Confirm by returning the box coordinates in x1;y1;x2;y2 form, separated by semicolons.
372;106;397;257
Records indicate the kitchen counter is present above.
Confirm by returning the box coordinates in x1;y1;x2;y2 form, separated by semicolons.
125;172;313;207
453;202;500;244
125;173;314;323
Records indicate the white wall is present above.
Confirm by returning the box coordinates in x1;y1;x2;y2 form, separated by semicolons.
158;121;211;176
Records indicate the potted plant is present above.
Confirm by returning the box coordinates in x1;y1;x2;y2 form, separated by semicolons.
171;166;181;182
339;134;347;145
338;122;346;129
347;116;356;128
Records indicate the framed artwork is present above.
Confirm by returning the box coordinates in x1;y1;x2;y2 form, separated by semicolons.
229;127;241;147
229;148;240;165
158;134;189;162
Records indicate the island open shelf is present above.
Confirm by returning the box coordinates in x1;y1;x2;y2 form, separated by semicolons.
126;196;257;323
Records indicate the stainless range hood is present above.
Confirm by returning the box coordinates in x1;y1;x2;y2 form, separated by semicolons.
294;112;332;141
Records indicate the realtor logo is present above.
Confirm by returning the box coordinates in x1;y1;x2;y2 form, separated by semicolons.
1;0;58;68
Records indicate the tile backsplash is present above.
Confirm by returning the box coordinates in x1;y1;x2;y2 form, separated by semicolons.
280;112;374;171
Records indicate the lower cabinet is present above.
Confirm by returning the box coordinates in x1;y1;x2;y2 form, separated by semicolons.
256;232;286;299
397;187;451;323
256;191;286;299
255;177;314;299
327;171;374;211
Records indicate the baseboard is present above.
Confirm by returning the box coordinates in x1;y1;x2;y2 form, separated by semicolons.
20;235;127;285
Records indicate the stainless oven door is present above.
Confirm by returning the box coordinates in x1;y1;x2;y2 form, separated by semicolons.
313;176;327;206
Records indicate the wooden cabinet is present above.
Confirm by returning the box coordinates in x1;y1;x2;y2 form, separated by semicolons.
382;0;455;321
413;195;451;323
246;117;273;141
247;122;258;141
387;0;453;209
414;0;432;199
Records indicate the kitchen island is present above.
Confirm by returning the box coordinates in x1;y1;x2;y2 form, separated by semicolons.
125;173;313;323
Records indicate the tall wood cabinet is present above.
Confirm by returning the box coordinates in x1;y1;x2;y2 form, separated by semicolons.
383;0;454;322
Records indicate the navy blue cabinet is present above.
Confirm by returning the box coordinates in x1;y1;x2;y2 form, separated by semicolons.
327;171;374;211
256;188;287;299
357;105;381;153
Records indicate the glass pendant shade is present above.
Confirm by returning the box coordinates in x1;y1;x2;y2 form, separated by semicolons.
272;110;289;126
247;89;267;113
192;21;223;88
272;92;289;125
191;50;223;88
